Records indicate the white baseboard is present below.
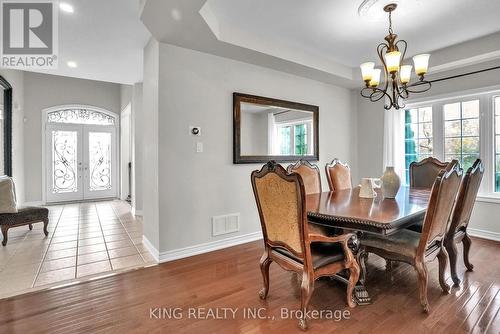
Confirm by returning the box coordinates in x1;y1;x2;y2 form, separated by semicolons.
468;228;500;242
131;208;143;216
159;232;262;263
22;201;44;206
142;235;160;263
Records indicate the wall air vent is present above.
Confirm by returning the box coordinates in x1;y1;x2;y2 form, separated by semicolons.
212;213;240;236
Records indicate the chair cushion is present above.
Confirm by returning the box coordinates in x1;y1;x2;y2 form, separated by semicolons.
406;219;423;233
0;176;17;214
0;206;49;226
274;242;345;270
360;229;421;259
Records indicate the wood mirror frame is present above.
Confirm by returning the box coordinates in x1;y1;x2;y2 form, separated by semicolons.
233;92;319;164
0;75;12;176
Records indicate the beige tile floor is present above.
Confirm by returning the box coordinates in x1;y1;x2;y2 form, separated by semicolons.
0;200;156;299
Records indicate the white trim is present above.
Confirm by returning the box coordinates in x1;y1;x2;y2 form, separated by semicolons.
476;195;500;204
404;84;500;107
159;232;262;263
131;207;143;216
142;235;160;263
468;228;500;242
22;201;43;206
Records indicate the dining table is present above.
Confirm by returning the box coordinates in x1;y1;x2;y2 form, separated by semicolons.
306;186;431;305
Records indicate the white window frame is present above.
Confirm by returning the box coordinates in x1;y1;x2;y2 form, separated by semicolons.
274;119;313;156
404;85;500;200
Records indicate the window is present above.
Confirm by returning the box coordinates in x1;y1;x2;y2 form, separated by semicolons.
47;108;115;125
404;107;433;184
495;97;500;192
444;100;480;171
276;121;312;155
403;90;500;196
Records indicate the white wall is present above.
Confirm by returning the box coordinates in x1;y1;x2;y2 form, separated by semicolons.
354;59;500;237
23;72;121;203
143;42;356;254
0;70;25;204
131;83;143;214
142;39;160;250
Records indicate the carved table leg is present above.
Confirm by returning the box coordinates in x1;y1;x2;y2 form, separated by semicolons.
353;240;371;305
1;225;8;246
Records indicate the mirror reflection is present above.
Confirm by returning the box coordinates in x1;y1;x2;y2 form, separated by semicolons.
240;103;314;156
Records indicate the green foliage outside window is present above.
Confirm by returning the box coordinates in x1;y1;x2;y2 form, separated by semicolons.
294;124;307;155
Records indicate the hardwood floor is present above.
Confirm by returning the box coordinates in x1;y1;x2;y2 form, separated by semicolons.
0;237;498;333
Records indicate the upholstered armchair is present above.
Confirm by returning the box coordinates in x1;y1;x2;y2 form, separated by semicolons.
359;161;462;313
445;159;483;285
325;159;352;192
251;161;359;330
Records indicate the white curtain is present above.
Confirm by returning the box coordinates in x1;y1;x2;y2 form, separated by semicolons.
383;105;406;181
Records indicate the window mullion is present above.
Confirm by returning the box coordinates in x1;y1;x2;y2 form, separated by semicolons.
433;103;444;161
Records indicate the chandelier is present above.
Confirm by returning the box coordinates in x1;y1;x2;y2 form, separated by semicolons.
359;3;431;110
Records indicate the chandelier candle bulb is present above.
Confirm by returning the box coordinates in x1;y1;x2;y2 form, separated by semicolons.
400;65;413;84
385;51;401;73
370;69;381;87
413;54;430;76
360;62;375;82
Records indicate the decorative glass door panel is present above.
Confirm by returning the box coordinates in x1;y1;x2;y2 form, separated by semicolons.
45;121;117;203
46;125;83;202
84;127;116;199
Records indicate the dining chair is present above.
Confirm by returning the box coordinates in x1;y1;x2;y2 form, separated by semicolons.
251;161;360;330
445;159;484;286
409;157;449;188
358;160;462;313
325;158;352;192
287;159;322;195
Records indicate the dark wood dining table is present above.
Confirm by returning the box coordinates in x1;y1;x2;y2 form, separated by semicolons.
305;186;431;305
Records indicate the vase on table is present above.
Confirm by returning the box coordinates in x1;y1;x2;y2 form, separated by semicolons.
381;166;400;199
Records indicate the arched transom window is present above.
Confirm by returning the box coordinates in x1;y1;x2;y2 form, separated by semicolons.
47;108;115;125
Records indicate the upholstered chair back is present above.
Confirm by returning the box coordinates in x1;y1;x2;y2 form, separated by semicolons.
252;161;307;257
419;160;462;253
448;159;484;235
410;157;449;188
286;160;321;195
325;159;352;191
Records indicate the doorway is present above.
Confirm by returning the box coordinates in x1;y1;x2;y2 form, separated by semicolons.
43;106;118;203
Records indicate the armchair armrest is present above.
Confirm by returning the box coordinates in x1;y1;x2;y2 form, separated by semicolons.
308;233;357;263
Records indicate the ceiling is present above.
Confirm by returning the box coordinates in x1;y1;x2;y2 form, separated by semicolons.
28;0;150;84
141;0;500;87
204;0;500;67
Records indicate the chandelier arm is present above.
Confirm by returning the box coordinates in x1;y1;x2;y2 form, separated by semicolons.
376;43;390;93
405;80;432;94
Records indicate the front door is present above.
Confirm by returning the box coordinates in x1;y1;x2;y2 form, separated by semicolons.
46;123;117;203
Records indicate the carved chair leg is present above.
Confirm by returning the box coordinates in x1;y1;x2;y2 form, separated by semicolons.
346;262;360;308
437;246;451;293
415;260;429;313
462;233;474;271
43;219;49;237
356;247;368;285
1;225;8;246
28;224;33;230
445;239;460;286
298;273;314;331
259;251;272;300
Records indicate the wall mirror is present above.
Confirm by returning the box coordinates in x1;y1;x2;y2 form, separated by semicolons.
233;93;319;164
0;76;12;176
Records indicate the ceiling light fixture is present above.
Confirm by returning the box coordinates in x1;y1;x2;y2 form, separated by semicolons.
359;3;431;110
59;3;74;14
67;61;77;68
